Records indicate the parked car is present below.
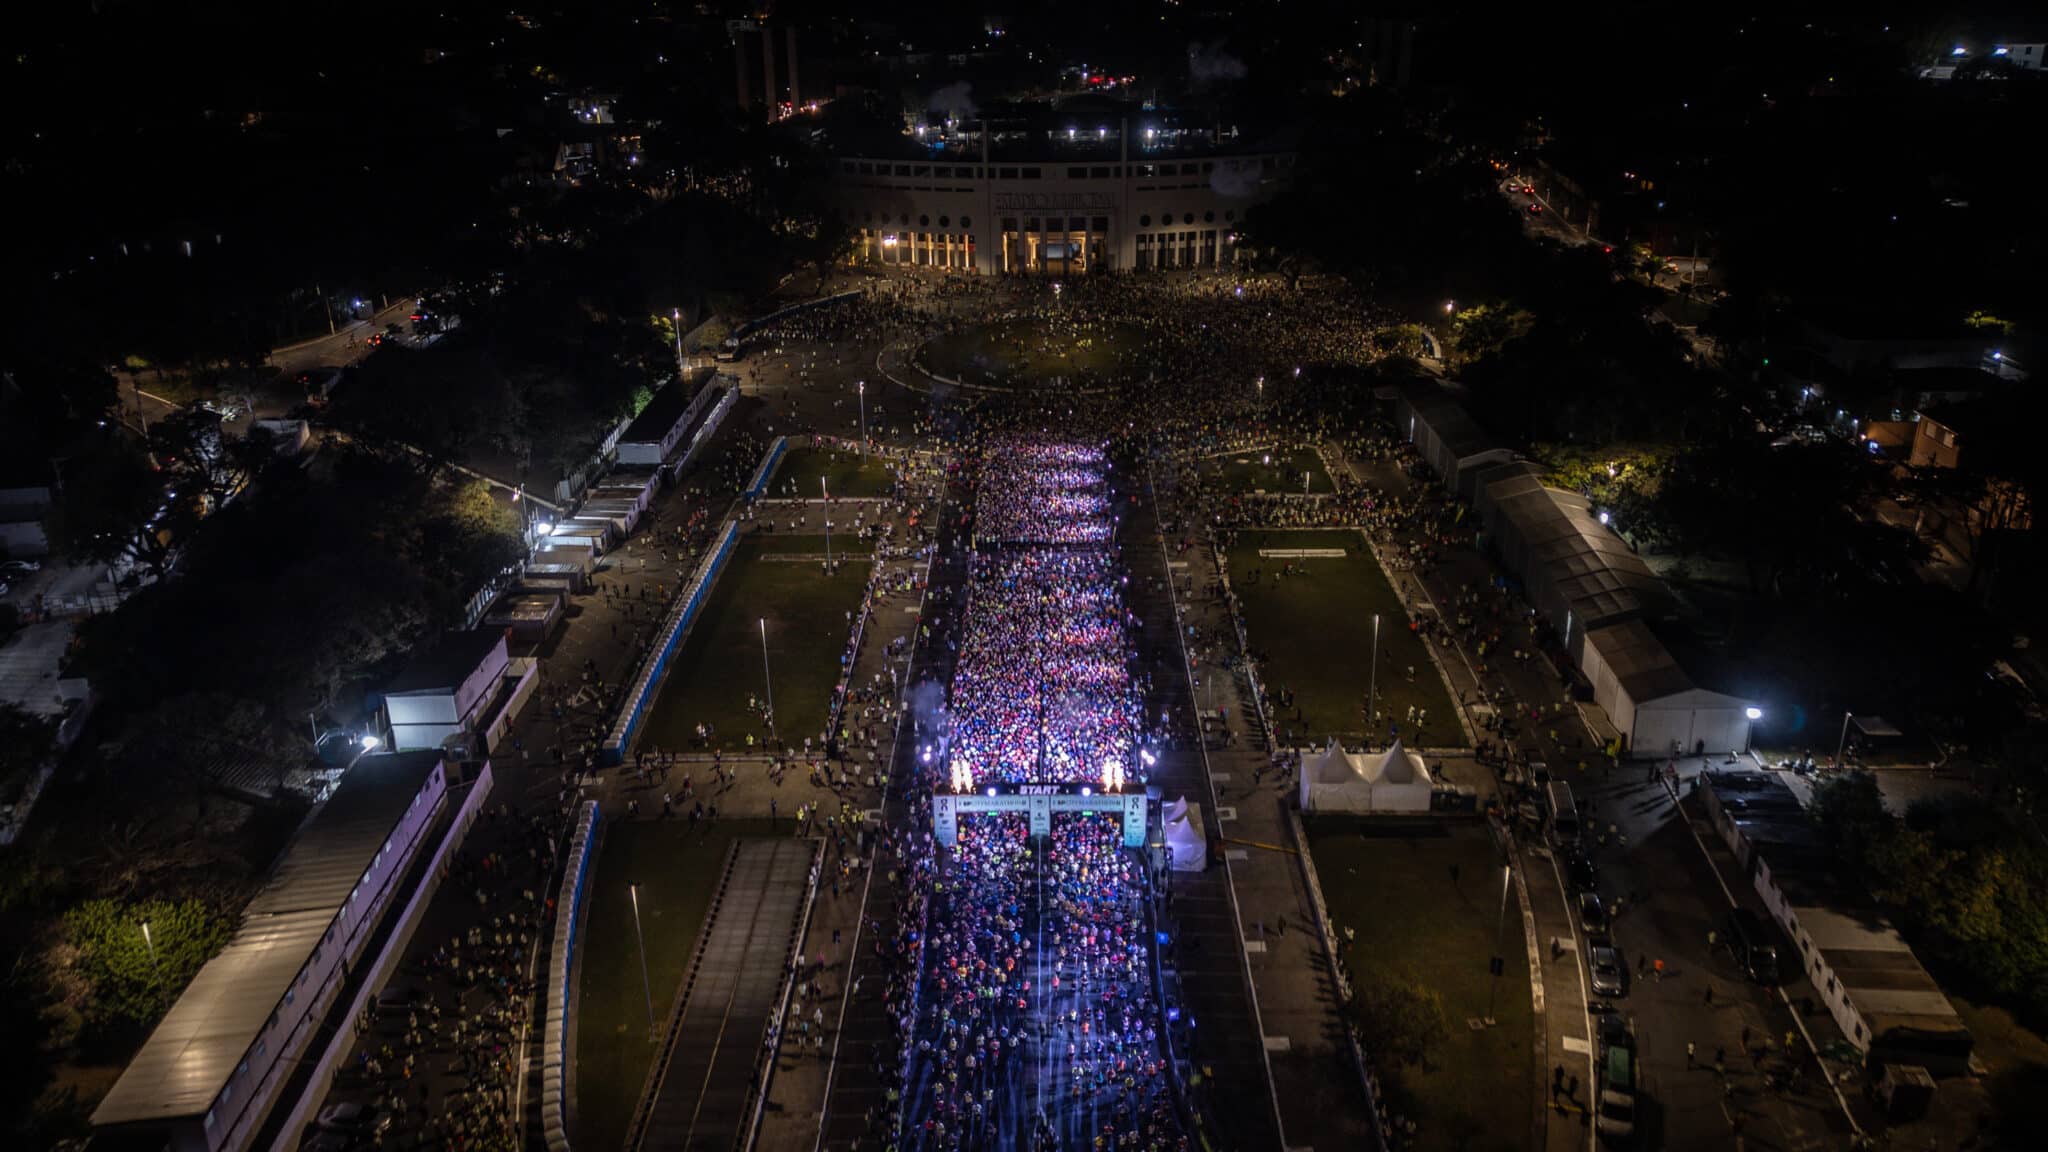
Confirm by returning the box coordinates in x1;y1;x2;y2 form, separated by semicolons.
1564;849;1598;891
0;559;41;574
1590;945;1629;998
1597;1017;1639;1144
1577;890;1609;937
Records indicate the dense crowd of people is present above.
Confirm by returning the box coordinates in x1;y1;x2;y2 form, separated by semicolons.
879;436;1184;1150
338;801;570;1151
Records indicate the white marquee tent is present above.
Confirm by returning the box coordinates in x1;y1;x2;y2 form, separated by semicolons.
1298;738;1435;813
1161;796;1208;871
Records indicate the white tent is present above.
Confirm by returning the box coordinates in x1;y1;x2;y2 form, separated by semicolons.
1580;620;1755;757
1161;796;1208;871
1298;738;1435;813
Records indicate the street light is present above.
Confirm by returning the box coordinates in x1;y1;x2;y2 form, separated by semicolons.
1368;613;1381;742
672;307;685;376
628;883;656;1039
857;379;867;459
821;478;832;570
360;733;382;752
1444;300;1456;314
760;618;777;745
1833;710;1853;771
1486;864;1510;1023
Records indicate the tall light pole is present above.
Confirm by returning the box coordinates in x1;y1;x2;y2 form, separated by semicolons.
1833;710;1854;771
1367;613;1381;742
821;478;832;570
671;308;685;377
140;919;159;979
760;618;776;745
512;485;533;548
628;883;656;1039
857;379;867;459
1486;864;1510;1024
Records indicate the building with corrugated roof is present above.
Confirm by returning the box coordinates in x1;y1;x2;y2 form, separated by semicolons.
1390;384;1754;755
1699;769;1972;1074
91;751;449;1151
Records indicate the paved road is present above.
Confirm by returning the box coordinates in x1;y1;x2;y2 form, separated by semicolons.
1142;461;1377;1152
1126;475;1297;1152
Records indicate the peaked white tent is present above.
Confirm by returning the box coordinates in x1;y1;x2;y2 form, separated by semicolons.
1161;796;1208;871
1298;738;1435;813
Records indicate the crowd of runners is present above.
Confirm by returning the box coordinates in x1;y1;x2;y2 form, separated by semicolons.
878;435;1185;1151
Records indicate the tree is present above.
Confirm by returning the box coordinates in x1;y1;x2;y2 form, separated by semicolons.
1449;303;1533;366
0;704;57;788
1660;439;1880;597
149;409;242;511
59;898;233;1045
1349;970;1448;1067
46;436;179;574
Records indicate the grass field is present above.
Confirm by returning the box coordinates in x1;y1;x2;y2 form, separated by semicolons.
768;445;900;499
1305;818;1533;1152
572;818;775;1151
1196;446;1335;495
639;534;870;753
1227;529;1461;746
919;318;1146;387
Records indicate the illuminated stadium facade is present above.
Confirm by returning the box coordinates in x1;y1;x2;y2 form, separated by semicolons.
833;100;1295;274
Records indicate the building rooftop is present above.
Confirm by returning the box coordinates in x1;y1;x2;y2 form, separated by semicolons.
619;376;699;445
91;751;445;1129
487;594;560;623
1792;905;1966;1036
383;630;507;698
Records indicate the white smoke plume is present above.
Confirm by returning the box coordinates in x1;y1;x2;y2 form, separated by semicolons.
929;81;977;121
1186;40;1248;87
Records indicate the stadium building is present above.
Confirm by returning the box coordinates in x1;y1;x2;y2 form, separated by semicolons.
833;97;1294;274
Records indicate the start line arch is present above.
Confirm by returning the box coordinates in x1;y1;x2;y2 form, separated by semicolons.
932;783;1148;848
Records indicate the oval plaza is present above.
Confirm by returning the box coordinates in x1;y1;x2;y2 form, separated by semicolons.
834;100;1294;274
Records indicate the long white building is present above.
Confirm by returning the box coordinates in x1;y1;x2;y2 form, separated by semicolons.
833;115;1293;274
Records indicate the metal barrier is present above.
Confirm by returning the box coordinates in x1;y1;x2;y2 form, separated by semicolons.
600;521;740;764
542;801;601;1152
744;436;788;501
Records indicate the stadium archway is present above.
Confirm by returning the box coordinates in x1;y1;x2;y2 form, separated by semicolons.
932;783;1148;848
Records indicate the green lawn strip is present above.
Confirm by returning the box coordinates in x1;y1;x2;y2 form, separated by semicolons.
768;446;900;499
1305;817;1534;1152
640;535;870;753
1226;529;1461;746
749;529;862;557
1203;446;1335;495
572;818;776;1151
